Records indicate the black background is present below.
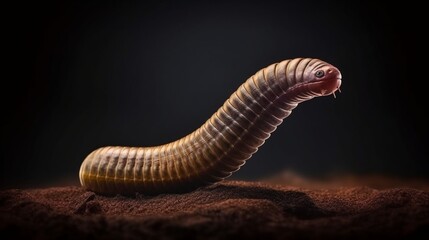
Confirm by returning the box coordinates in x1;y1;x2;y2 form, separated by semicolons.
2;0;426;188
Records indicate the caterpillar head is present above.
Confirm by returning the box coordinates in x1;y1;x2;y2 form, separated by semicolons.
283;58;342;102
306;61;342;96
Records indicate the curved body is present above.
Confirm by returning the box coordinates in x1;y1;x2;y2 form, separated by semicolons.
79;58;342;195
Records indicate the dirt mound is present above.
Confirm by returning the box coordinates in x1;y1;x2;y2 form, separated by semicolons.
1;181;428;239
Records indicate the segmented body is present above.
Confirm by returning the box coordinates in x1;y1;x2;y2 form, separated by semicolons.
79;58;342;195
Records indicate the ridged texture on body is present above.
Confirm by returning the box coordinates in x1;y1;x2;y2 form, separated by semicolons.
79;58;341;195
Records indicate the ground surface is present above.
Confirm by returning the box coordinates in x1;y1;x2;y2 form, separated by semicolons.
1;179;429;239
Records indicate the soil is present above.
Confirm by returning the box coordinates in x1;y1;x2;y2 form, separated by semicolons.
1;179;429;239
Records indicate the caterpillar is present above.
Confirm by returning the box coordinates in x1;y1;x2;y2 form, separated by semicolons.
79;58;342;195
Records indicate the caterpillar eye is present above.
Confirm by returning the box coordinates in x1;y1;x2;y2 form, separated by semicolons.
315;70;325;78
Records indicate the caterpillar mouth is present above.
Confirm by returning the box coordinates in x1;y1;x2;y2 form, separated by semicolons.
308;77;342;96
282;77;342;103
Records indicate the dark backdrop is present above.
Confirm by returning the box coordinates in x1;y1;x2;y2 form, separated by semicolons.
2;0;426;188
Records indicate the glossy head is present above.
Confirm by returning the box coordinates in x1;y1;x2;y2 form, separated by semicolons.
283;58;342;102
303;59;342;96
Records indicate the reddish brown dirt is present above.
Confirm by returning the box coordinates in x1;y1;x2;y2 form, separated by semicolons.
1;180;428;239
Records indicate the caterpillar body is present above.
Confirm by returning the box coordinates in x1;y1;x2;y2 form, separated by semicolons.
79;58;342;195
